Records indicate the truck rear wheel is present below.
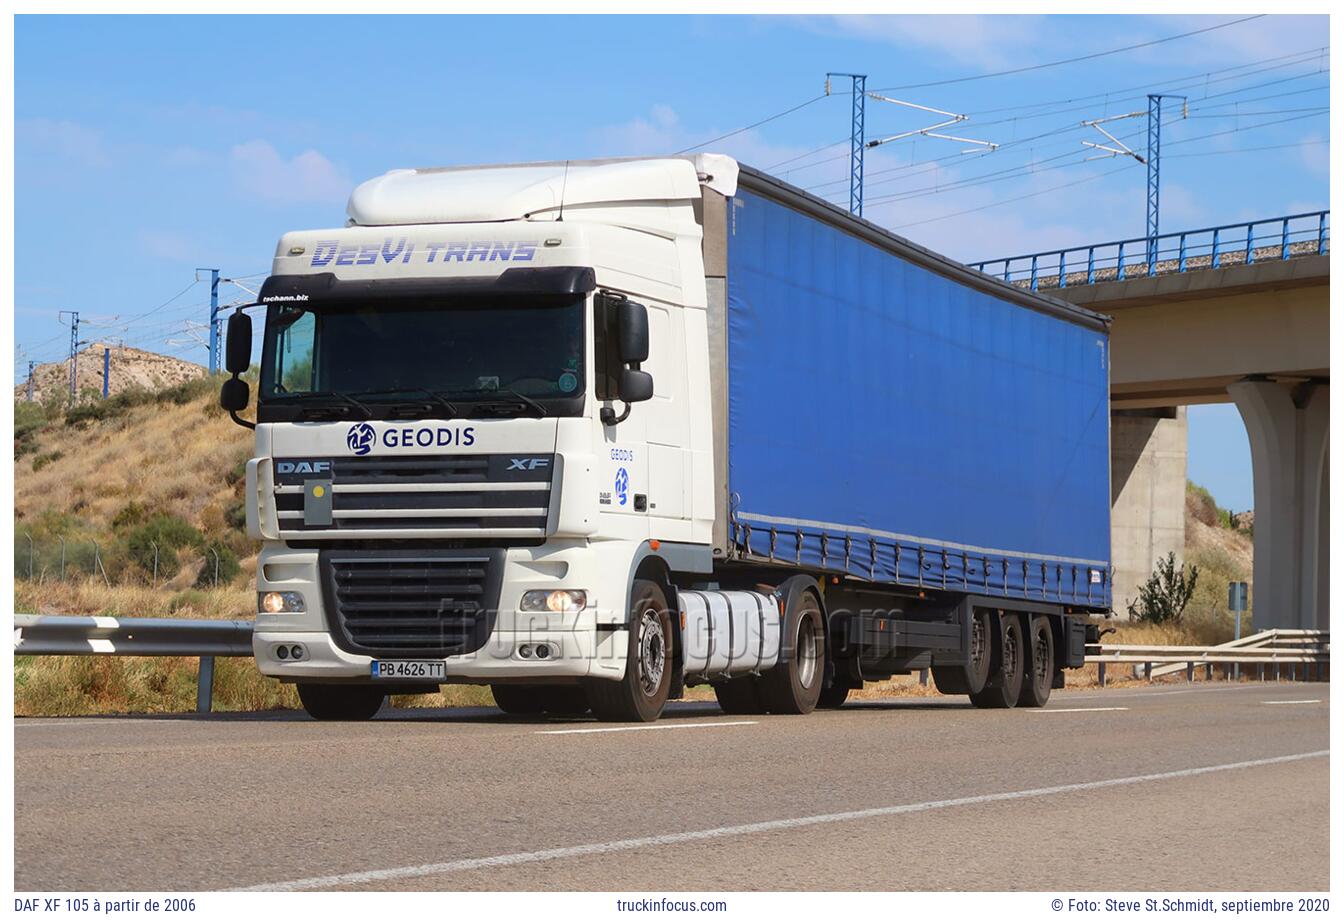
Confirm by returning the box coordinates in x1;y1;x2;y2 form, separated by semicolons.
932;607;993;695
1016;615;1054;708
584;580;672;722
296;683;385;721
969;613;1025;709
756;590;825;715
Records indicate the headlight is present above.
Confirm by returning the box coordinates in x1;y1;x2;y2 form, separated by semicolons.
520;589;588;613
259;591;306;614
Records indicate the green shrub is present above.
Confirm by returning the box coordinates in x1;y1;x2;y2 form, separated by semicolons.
1187;481;1233;529
124;514;203;578
224;499;248;531
195;541;242;588
14;400;50;455
1127;552;1199;625
31;450;64;471
111;501;150;531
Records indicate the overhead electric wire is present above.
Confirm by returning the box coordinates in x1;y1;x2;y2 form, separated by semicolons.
674;93;831;154
1165;138;1328;159
870;15;1266;92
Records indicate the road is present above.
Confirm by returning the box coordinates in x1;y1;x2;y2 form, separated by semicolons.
14;681;1329;891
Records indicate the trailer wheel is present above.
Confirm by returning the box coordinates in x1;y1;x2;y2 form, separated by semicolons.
816;682;851;709
584;580;672;722
1016;615;1054;708
490;684;547;715
969;613;1025;709
757;589;825;715
713;677;767;714
932;607;994;695
296;683;385;721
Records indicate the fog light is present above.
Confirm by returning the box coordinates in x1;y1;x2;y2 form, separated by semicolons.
259;591;305;614
276;645;289;660
289;645;305;660
519;645;533;659
520;590;588;613
535;644;550;660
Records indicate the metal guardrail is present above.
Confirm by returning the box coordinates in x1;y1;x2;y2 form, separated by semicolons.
13;615;254;713
1085;628;1329;687
973;210;1329;292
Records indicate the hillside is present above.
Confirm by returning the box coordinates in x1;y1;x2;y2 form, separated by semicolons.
16;343;205;405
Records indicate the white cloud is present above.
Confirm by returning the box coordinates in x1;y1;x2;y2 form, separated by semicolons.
228;140;349;205
18;118;109;166
799;15;1047;69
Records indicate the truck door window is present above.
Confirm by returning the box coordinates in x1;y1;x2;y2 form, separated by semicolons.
274;309;316;393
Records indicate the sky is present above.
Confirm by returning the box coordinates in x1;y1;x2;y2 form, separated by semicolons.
12;13;1331;509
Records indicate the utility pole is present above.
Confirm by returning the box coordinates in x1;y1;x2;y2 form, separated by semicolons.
198;267;221;374
826;73;867;217
102;346;111;399
59;310;80;402
1146;94;1188;268
26;360;34;402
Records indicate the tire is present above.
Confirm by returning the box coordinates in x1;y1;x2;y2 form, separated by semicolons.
816;682;851;709
491;684;547;715
969;613;1025;709
756;589;825;715
1016;615;1055;708
932;607;994;696
541;686;591;715
713;677;767;714
296;683;385;721
584;580;673;722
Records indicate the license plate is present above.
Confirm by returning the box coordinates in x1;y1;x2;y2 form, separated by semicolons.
370;660;446;681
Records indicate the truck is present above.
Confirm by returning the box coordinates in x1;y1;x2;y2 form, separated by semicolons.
219;154;1112;723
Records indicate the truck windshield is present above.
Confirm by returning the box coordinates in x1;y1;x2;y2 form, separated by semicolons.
257;295;586;421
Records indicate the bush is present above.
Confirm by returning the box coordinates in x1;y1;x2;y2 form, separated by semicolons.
15;400;50;455
195;541;242;588
123;514;203;579
224;499;248;531
111;501;150;531
1127;552;1199;625
31;450;64;471
1187;481;1233;529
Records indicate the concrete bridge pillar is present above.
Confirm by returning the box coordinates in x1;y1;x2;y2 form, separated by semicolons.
1229;379;1329;630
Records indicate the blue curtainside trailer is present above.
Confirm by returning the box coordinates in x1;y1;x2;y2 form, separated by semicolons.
700;165;1111;711
721;174;1112;611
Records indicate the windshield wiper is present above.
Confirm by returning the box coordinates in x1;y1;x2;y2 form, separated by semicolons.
270;390;374;419
350;387;460;418
469;388;548;419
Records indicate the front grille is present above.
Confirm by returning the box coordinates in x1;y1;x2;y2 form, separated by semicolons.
273;453;553;535
320;549;505;657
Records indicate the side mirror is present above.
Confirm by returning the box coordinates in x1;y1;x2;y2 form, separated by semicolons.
618;368;654;403
225;311;252;375
617;300;649;365
220;376;250;412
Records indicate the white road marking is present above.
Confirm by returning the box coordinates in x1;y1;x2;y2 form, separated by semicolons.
537;720;758;735
1262;699;1322;705
1030;706;1128;713
234;749;1328;892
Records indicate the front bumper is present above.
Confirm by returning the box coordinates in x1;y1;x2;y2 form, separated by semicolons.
252;540;629;684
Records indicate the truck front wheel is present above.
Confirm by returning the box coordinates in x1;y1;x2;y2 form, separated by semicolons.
584;580;672;722
296;683;386;721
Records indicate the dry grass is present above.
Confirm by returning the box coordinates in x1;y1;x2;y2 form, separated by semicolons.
14;392;252;534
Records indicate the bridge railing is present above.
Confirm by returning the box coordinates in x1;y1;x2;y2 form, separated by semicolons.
974;210;1329;292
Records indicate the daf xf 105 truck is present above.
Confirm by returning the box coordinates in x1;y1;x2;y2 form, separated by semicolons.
220;154;1112;722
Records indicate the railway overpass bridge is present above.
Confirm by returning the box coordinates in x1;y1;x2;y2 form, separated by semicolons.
976;211;1329;630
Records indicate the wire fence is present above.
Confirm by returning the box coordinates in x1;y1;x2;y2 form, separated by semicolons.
14;529;242;591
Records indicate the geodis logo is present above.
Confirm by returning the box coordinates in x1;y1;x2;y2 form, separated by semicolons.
346;423;376;456
346;422;477;454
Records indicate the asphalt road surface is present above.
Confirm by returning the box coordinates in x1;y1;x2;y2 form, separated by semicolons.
14;681;1329;891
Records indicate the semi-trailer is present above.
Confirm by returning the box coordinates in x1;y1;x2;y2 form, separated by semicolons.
221;154;1112;722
